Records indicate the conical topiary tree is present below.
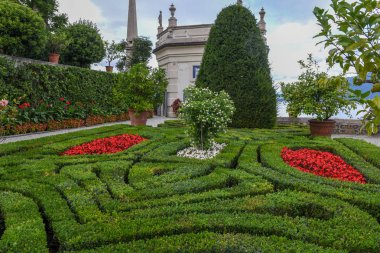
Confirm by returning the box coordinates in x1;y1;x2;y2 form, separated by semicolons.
196;4;277;128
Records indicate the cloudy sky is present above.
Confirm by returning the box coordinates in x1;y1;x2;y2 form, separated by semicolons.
57;0;335;82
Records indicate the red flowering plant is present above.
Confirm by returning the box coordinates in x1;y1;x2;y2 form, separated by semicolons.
1;96;21;128
171;98;182;116
0;97;18;126
0;96;19;141
18;102;31;110
281;147;367;184
62;134;146;156
15;97;87;124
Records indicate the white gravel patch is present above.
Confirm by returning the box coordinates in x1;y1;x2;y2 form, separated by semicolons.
177;142;226;160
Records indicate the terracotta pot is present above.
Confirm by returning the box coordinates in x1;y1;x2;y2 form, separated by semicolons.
49;53;60;64
309;119;336;137
128;109;149;126
105;66;113;73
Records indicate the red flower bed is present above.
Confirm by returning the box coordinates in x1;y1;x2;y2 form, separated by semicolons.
62;134;146;156
281;147;367;184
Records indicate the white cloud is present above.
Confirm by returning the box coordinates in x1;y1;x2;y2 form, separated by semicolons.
57;0;105;24
267;20;328;83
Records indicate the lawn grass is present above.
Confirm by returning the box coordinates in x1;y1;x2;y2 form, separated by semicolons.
0;123;379;252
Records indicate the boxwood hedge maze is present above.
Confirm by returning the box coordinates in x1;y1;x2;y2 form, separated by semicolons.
0;122;379;252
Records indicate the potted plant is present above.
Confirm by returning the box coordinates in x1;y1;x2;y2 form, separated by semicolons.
179;87;235;152
281;54;356;137
47;30;70;64
104;40;122;73
113;63;168;126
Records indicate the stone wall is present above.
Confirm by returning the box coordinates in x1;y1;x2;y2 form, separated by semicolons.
0;53;70;68
277;117;379;135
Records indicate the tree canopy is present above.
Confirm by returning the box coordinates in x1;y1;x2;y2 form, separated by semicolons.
61;20;105;68
314;0;380;134
0;0;47;58
17;0;68;30
116;37;153;72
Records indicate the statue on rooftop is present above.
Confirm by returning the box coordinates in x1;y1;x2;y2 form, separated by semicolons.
158;11;162;27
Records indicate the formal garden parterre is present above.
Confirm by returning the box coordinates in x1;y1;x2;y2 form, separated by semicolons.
1;0;380;252
0;123;379;252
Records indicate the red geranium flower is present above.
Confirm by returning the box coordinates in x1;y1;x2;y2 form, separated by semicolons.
62;134;146;156
66;101;71;105
59;97;65;102
18;102;31;110
281;147;367;184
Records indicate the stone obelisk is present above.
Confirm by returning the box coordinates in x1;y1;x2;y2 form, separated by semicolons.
127;0;138;48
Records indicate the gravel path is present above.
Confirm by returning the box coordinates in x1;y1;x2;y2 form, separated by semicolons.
332;134;380;147
1;117;171;144
1;119;380;147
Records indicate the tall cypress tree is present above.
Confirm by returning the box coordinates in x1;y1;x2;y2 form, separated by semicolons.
196;4;277;128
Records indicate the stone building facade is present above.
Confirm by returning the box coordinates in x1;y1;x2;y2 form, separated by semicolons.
153;21;212;117
153;2;268;117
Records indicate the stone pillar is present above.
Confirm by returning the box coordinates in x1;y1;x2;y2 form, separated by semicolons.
127;0;138;46
168;4;177;27
258;8;267;45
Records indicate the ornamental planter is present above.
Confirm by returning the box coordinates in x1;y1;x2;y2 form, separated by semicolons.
105;66;114;73
49;53;60;64
128;109;149;126
309;119;336;137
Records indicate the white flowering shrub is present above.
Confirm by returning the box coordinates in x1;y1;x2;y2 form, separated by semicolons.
180;86;235;150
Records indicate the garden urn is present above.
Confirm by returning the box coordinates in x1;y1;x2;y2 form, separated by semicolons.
49;53;60;64
128;109;149;126
309;119;336;137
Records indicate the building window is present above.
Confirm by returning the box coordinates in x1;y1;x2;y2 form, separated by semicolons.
193;65;200;79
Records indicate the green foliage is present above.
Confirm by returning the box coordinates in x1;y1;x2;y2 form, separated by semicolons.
129;36;152;67
104;40;122;66
17;97;87;123
0;0;47;59
180;87;235;149
142;140;245;168
116;36;153;72
314;0;380;133
239;137;380;219
0;56;119;116
0;125;379;252
78;232;344;253
0;191;48;252
61;20;105;68
114;63;168;113
0;97;18;126
47;29;70;54
336;138;380;168
17;0;68;30
280;54;355;121
196;4;277;128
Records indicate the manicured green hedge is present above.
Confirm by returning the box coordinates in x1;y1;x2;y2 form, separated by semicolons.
0;56;120;113
196;5;277;128
0;126;379;252
142;139;245;168
336;138;380;168
239;140;380;219
74;232;344;253
0;191;48;252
